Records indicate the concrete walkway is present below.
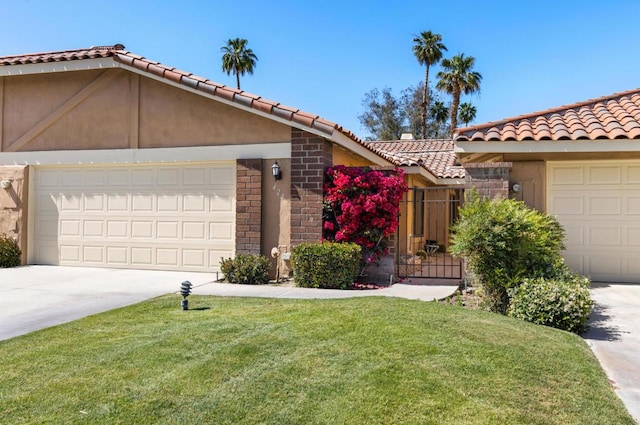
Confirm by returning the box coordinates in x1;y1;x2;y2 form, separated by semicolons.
584;282;640;424
0;266;458;341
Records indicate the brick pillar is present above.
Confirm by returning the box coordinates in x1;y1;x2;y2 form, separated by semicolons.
236;159;262;254
464;162;512;199
290;129;332;245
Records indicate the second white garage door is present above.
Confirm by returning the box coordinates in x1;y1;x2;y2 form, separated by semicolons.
31;163;235;272
547;160;640;282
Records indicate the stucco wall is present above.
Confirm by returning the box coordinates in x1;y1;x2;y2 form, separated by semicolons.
332;145;373;166
0;69;290;153
0;166;28;264
508;160;545;211
261;158;291;278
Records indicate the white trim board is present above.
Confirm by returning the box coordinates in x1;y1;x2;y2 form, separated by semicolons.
455;140;640;154
0;58;117;77
0;143;291;166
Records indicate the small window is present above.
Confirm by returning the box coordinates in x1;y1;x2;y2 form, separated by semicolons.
413;188;425;235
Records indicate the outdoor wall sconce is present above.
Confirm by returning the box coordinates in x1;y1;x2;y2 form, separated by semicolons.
0;180;11;190
272;161;282;180
180;280;192;310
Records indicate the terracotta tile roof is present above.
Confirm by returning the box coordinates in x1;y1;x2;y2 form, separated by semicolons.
456;88;640;142
364;140;465;179
0;44;397;163
0;44;124;65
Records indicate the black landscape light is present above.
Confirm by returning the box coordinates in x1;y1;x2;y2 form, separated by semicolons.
180;280;192;310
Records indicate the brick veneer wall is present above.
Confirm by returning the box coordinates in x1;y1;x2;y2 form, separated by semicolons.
236;159;262;254
290;130;333;245
464;162;512;199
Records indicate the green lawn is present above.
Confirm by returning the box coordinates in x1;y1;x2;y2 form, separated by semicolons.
0;296;633;424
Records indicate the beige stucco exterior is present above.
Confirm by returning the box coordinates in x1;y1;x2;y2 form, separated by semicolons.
261;158;292;278
0;165;28;263
0;70;290;153
332;145;373;167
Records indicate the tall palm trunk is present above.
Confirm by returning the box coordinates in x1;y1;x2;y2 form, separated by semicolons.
450;87;461;136
421;65;429;140
236;69;241;90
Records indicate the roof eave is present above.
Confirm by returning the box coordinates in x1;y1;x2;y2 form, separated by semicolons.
401;165;465;185
0;57;117;76
455;139;640;154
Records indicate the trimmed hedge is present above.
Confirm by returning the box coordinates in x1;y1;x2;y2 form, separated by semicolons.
0;234;20;268
220;254;271;285
291;242;361;289
508;274;594;333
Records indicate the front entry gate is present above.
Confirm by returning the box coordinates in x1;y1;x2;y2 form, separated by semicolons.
396;187;464;280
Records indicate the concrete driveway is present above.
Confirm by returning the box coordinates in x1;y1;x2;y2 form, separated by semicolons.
584;282;640;423
0;265;218;341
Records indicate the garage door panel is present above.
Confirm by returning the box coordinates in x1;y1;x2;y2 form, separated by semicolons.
588;165;621;184
588;196;621;215
183;249;206;267
627;228;640;245
157;221;179;239
550;194;584;215
626;197;640;214
588;226;621;245
33;164;235;272
60;245;80;262
550;165;584;185
130;247;152;265
83;246;105;263
549;160;640;282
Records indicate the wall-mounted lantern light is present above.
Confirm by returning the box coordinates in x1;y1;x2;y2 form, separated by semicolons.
0;180;11;190
272;161;282;180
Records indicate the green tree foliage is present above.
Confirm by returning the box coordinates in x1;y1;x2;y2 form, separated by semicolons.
412;31;447;139
358;87;404;140
450;191;566;313
220;38;258;90
436;53;482;134
458;102;477;127
359;84;449;140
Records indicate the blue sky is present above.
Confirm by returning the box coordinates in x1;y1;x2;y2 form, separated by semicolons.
4;0;640;139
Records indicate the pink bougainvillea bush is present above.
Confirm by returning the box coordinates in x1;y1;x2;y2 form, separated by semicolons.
323;165;407;274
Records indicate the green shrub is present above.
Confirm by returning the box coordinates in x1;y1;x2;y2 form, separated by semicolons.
291;242;361;289
450;191;566;313
508;274;594;333
0;234;21;268
220;254;270;285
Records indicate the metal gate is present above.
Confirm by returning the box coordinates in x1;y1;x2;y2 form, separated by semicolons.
396;187;464;279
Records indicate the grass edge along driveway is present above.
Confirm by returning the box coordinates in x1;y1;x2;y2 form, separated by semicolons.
0;295;634;424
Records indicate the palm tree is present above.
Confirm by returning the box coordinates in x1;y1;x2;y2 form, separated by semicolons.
458;102;477;127
436;53;482;135
221;38;258;90
431;100;449;137
412;31;447;139
431;101;449;126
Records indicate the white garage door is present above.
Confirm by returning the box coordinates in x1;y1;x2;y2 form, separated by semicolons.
547;160;640;282
32;163;235;272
